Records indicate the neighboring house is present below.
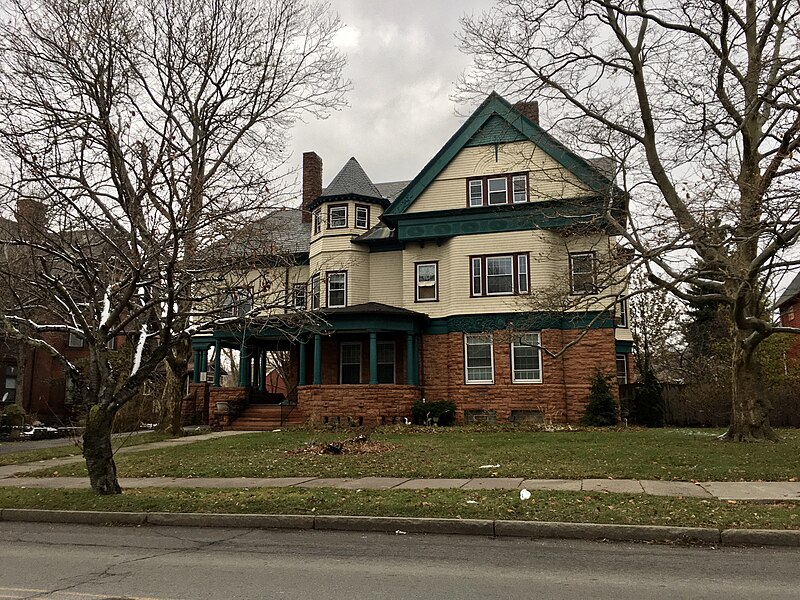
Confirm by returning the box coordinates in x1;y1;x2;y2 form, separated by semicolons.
776;272;800;368
188;92;634;427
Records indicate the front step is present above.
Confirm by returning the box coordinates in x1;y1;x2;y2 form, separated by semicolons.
226;404;305;431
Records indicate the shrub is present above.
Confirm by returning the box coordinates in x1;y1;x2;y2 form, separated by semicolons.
581;370;618;426
411;399;456;426
633;368;665;427
1;404;26;428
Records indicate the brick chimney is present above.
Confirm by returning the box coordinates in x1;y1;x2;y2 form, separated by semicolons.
302;152;322;223
513;101;539;125
15;197;47;239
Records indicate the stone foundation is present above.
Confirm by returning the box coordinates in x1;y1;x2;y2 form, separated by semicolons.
298;384;421;425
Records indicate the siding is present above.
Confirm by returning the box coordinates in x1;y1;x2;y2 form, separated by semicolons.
408;141;593;214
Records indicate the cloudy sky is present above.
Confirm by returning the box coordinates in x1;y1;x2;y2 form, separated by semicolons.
290;0;495;188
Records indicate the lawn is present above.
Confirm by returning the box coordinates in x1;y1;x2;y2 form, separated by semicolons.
25;427;800;481
0;431;172;467
0;486;798;530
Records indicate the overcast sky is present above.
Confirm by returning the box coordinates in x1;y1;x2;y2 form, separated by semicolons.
289;0;495;188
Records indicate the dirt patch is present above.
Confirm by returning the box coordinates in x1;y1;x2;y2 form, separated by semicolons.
291;434;396;456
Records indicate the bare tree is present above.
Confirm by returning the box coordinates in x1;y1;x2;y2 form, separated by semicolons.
0;0;345;493
459;0;800;441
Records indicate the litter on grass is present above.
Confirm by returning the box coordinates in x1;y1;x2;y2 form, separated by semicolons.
479;464;500;469
519;489;531;501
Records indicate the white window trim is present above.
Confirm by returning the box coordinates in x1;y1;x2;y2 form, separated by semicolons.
485;255;515;296
464;334;494;384
293;283;306;309
310;274;320;310
471;257;482;296
313;209;321;234
340;342;361;384
328;205;348;229
517;255;529;294
616;353;629;385
512;174;528;203
511;332;543;383
469;180;483;207
570;252;597;294
327;271;347;308
68;332;84;348
355;205;369;229
415;262;438;302
487;177;508;205
616;297;628;328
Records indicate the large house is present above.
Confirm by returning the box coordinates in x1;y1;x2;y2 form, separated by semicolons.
186;93;634;428
776;272;800;369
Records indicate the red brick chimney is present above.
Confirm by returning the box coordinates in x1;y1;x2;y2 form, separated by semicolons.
302;152;322;223
513;101;539;125
15;198;47;239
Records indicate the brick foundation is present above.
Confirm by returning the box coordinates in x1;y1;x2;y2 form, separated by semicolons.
298;384;421;425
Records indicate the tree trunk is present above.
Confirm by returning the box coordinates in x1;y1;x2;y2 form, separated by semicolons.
722;340;778;442
162;355;188;436
83;405;121;494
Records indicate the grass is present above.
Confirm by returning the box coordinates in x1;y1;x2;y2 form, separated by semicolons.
25;426;800;482
0;431;172;467
0;486;797;530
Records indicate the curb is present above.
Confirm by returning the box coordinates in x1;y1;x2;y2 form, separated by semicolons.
2;509;800;547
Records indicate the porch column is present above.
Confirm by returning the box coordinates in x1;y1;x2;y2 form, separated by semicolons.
369;331;378;385
199;348;208;381
213;340;222;387
252;348;260;391
298;340;307;386
192;350;201;384
259;350;267;392
238;343;248;387
405;333;414;385
413;335;420;386
313;334;322;385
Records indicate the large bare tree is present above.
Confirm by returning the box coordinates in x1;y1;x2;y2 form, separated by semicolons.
459;0;800;441
0;0;345;493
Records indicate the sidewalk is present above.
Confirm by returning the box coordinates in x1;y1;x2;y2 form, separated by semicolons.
1;430;799;501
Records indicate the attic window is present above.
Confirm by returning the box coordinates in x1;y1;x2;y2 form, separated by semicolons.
467;173;528;207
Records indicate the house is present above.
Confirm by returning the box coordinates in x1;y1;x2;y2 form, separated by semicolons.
776;272;800;369
187;92;634;428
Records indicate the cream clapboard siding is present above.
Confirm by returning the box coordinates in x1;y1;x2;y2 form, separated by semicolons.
365;230;615;319
408;141;593;214
241;264;309;315
310;200;380;242
310;247;370;308
368;252;403;305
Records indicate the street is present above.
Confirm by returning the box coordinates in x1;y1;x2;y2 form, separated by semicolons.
0;522;797;599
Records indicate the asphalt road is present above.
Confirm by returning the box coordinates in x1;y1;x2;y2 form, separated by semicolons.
0;522;798;599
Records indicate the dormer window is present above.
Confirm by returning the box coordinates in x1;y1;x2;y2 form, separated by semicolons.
467;173;528;207
328;205;347;229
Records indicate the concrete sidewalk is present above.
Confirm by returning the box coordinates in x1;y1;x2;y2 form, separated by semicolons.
1;429;799;502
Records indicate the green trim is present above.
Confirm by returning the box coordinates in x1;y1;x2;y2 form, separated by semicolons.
308;193;389;212
384;92;624;218
424;311;615;334
615;340;634;353
389;198;608;241
465;114;527;147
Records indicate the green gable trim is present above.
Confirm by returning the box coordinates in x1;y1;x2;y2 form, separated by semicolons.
387;198;609;242
465;114;527;147
615;340;633;353
383;92;624;218
424;311;615;335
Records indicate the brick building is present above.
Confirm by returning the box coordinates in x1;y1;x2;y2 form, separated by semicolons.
776;272;800;369
188;93;634;428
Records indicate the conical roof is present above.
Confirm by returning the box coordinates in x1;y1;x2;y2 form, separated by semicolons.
319;157;383;200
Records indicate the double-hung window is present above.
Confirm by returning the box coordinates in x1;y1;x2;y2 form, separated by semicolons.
464;334;494;384
466;173;528;207
616;353;629;385
2;364;17;403
313;209;321;234
340;342;361;384
292;283;306;309
377;341;395;384
415;262;438;302
355;205;369;229
616;297;628;327
68;332;84;348
327;271;346;308
310;274;320;310
570;252;596;294
511;332;542;383
328;205;347;229
470;253;530;296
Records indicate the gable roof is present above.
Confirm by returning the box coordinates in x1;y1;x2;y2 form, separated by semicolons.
383;92;625;218
776;272;800;309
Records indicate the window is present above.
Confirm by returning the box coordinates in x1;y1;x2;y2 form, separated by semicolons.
470;253;530;297
464;334;494;384
328;204;347;229
616;297;628;328
570;252;596;294
293;283;307;309
415;262;438;302
355;205;369;229
1;364;17;403
327;271;346;307
512;175;528;203
616;353;629;385
781;304;795;323
466;173;528;207
487;178;508;205
68;333;84;348
310;274;320;310
313;209;321;234
340;342;361;384
511;332;542;383
377;341;395;384
469;180;483;207
223;288;253;317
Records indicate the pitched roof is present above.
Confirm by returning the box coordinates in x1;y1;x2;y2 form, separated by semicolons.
320;157;383;200
226;208;310;257
320;301;426;318
776;272;800;309
383;91;625;218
